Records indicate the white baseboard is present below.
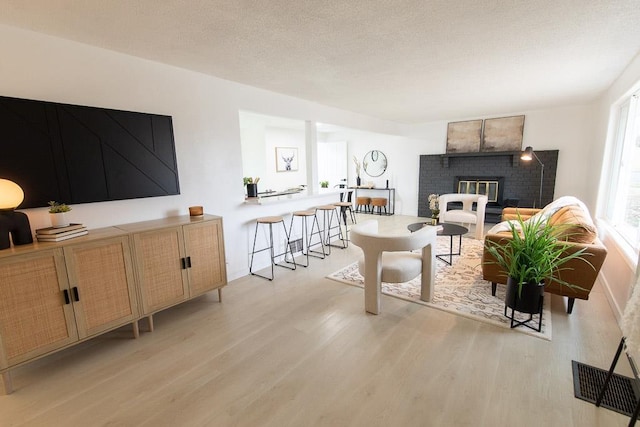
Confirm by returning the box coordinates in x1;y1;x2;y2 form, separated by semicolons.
599;271;624;328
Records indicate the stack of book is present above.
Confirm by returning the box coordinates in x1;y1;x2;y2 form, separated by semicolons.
36;223;88;242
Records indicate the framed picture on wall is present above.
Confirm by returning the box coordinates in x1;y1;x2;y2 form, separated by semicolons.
446;119;483;153
481;115;525;152
276;147;299;172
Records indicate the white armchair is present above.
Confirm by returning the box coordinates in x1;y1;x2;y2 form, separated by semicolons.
350;220;437;314
438;193;488;239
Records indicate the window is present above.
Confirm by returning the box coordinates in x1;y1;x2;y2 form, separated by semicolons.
604;90;640;252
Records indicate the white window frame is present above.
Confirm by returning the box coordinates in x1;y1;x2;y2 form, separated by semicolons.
602;91;640;256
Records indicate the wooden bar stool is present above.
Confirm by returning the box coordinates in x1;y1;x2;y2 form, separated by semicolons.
288;209;326;266
355;196;371;213
371;198;388;215
249;216;296;280
316;205;347;253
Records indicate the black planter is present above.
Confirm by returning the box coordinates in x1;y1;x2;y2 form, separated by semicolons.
505;277;544;314
246;183;258;198
504;276;544;331
356;176;361;186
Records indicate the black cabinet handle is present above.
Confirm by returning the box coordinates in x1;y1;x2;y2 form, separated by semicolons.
186;256;192;268
72;287;80;302
63;289;70;305
181;257;187;269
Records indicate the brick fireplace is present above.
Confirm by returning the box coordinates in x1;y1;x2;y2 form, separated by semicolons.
418;150;558;223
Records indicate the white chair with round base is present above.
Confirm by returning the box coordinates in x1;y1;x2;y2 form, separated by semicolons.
350;220;437;314
438;193;488;240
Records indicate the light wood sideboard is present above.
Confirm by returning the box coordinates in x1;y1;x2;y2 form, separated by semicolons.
119;215;227;323
0;214;227;394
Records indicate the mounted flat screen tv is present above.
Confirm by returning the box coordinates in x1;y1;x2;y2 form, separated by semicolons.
0;95;180;209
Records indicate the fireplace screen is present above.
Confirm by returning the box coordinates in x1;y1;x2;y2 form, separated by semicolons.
458;180;499;203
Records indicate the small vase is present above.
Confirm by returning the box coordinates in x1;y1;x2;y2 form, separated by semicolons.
356;176;361;186
50;212;69;228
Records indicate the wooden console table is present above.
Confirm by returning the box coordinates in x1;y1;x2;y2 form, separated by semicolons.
351;187;396;215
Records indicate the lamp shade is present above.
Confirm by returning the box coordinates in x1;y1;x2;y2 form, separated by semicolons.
521;146;534;161
0;179;25;209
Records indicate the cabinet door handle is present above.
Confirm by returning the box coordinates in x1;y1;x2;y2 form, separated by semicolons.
72;287;80;302
181;257;187;269
63;289;71;305
186;256;192;268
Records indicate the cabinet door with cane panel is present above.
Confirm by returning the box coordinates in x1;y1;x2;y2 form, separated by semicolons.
131;226;190;314
183;219;227;298
129;217;227;315
0;249;78;369
62;236;139;339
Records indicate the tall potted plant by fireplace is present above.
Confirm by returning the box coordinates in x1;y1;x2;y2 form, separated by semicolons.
484;214;591;323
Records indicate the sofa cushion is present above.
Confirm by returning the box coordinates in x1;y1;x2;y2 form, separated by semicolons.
547;205;597;244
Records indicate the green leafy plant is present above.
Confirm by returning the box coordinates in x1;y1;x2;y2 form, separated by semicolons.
320;180;329;188
48;201;71;213
428;193;439;218
243;177;253;186
484;214;592;296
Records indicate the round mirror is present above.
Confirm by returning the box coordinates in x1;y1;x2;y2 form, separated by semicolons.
363;150;387;177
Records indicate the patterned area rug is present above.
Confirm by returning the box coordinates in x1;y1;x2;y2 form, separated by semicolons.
327;237;552;340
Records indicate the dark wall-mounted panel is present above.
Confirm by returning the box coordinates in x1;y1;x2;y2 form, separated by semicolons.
0;96;180;208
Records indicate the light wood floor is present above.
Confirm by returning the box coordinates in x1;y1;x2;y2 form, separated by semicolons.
0;215;631;426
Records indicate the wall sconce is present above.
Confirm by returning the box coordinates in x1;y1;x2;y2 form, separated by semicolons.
0;179;33;250
520;146;545;208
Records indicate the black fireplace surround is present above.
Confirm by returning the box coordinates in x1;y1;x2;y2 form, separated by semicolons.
418;151;558;223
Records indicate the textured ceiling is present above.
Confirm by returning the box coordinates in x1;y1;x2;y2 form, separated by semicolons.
1;1;639;123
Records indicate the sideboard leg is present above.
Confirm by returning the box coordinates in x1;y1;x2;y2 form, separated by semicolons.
147;315;154;332
2;371;13;395
218;288;222;302
132;320;140;339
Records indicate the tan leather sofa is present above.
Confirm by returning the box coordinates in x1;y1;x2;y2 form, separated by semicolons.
482;201;607;313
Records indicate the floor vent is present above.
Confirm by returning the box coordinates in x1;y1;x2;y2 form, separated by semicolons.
289;238;303;253
572;360;639;418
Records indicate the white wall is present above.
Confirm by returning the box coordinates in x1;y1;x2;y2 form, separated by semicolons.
0;23;616;294
322;128;430;215
317;140;347;189
265;127;306;191
334;105;598;216
0;24;406;280
358;105;598;219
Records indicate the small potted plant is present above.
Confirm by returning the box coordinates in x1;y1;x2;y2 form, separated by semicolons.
320;180;329;188
484;214;592;320
244;177;259;198
48;201;71;228
428;194;439;225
